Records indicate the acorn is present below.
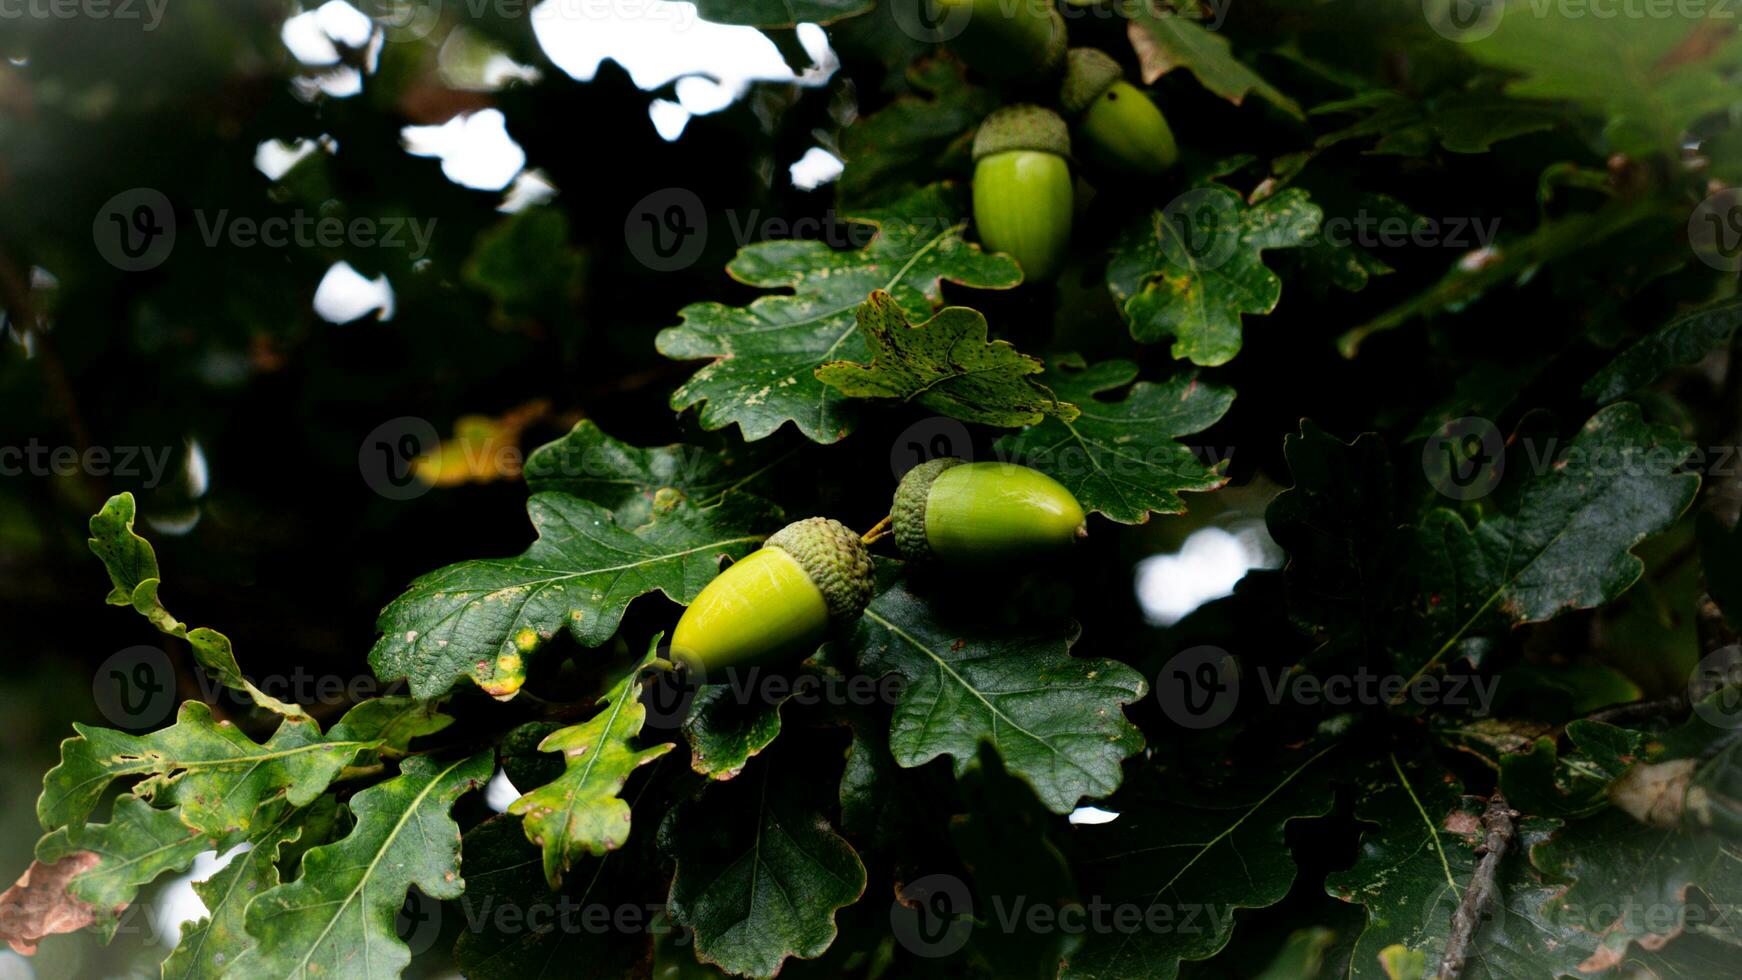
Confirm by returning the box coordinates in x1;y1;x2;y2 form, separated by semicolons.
893;458;1086;565
1059;48;1178;177
934;0;1067;87
670;517;874;674
972;105;1073;283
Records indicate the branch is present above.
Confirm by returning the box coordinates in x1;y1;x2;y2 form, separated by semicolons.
1436;790;1518;980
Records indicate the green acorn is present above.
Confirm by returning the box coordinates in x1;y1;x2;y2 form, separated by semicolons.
973;105;1073;282
1059;48;1177;177
670;517;874;673
934;0;1067;86
893;458;1086;565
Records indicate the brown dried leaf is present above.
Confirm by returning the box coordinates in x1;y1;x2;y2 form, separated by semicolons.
0;852;102;955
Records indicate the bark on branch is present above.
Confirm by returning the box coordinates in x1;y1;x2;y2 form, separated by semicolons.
1436;790;1519;980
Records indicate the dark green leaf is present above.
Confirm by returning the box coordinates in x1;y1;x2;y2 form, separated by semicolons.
1109;187;1320;366
1063;745;1337;979
1584;295;1742;402
1125;7;1302;118
836;55;994;208
1403;402;1697;683
663;749;867;978
451;815;652;978
1325;754;1592;980
233;752;493;976
370;492;773;699
163;799;332;979
1314;91;1561;156
815;291;1077;427
1463;6;1742;158
849;577;1147;814
657;185;1022;443
524;420;786;527
995;358;1233;524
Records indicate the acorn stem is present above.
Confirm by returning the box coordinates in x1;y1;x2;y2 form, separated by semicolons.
860;515;894;545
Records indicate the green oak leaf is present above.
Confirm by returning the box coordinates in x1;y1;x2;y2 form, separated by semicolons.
1584;295;1742;403
1108;186;1320;365
369;491;773;699
1062;744;1338;979
815;291;1077;427
38;699;390;838
996;358;1233;524
35;796;229;942
163;798;334;979
451;815;652;978
656;184;1022;443
662;746;867;979
88;492;303;718
1313;90;1561;156
1124;5;1301;118
681;682;787;781
524;419;788;527
233;752;493;977
848;577;1147;814
1463;2;1742;159
1326;753;1593;980
690;0;871;27
509;639;674;888
1403;402;1698;684
836;55;994;208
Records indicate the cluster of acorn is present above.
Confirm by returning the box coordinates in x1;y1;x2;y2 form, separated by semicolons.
670;460;1085;672
945;0;1179;281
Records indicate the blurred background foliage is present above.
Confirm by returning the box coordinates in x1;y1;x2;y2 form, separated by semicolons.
0;0;1737;975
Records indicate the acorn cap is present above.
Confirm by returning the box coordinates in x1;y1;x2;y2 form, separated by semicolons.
765;517;875;620
972;105;1071;162
891;457;964;560
1060;48;1124;116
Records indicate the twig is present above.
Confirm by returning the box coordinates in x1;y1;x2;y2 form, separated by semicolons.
861;515;893;545
1583;693;1689;727
1436;790;1519;980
